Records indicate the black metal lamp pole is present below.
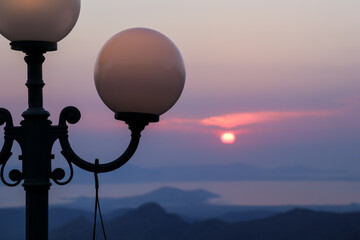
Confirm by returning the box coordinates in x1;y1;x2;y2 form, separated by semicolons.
0;41;158;240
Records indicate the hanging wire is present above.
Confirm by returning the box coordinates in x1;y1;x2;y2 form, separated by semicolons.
93;159;107;240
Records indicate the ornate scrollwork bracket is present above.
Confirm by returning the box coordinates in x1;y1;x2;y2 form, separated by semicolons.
50;162;74;186
0;108;23;187
0;104;159;187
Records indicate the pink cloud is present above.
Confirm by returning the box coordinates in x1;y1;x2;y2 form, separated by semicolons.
200;111;334;129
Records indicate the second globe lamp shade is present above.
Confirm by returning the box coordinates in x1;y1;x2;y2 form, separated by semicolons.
94;28;185;117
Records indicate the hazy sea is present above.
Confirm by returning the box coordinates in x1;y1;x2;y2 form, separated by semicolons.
1;181;360;207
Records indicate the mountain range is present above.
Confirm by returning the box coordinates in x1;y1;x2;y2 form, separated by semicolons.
50;202;360;240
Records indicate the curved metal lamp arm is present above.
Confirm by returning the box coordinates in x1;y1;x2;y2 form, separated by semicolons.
58;106;153;173
0;108;15;165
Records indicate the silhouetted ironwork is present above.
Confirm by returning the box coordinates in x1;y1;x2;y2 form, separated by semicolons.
0;41;158;240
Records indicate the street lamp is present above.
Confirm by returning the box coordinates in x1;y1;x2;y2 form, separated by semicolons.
0;0;186;240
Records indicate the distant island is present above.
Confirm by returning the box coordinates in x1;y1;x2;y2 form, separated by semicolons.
53;186;360;217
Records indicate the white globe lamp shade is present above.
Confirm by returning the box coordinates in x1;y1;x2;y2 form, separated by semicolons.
94;28;186;118
0;0;81;42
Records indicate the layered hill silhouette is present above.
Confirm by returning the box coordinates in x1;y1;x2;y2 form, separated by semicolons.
50;202;360;240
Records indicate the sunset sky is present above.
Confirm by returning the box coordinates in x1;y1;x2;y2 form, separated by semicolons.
0;0;360;206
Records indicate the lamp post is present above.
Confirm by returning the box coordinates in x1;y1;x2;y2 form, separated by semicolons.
0;1;185;240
